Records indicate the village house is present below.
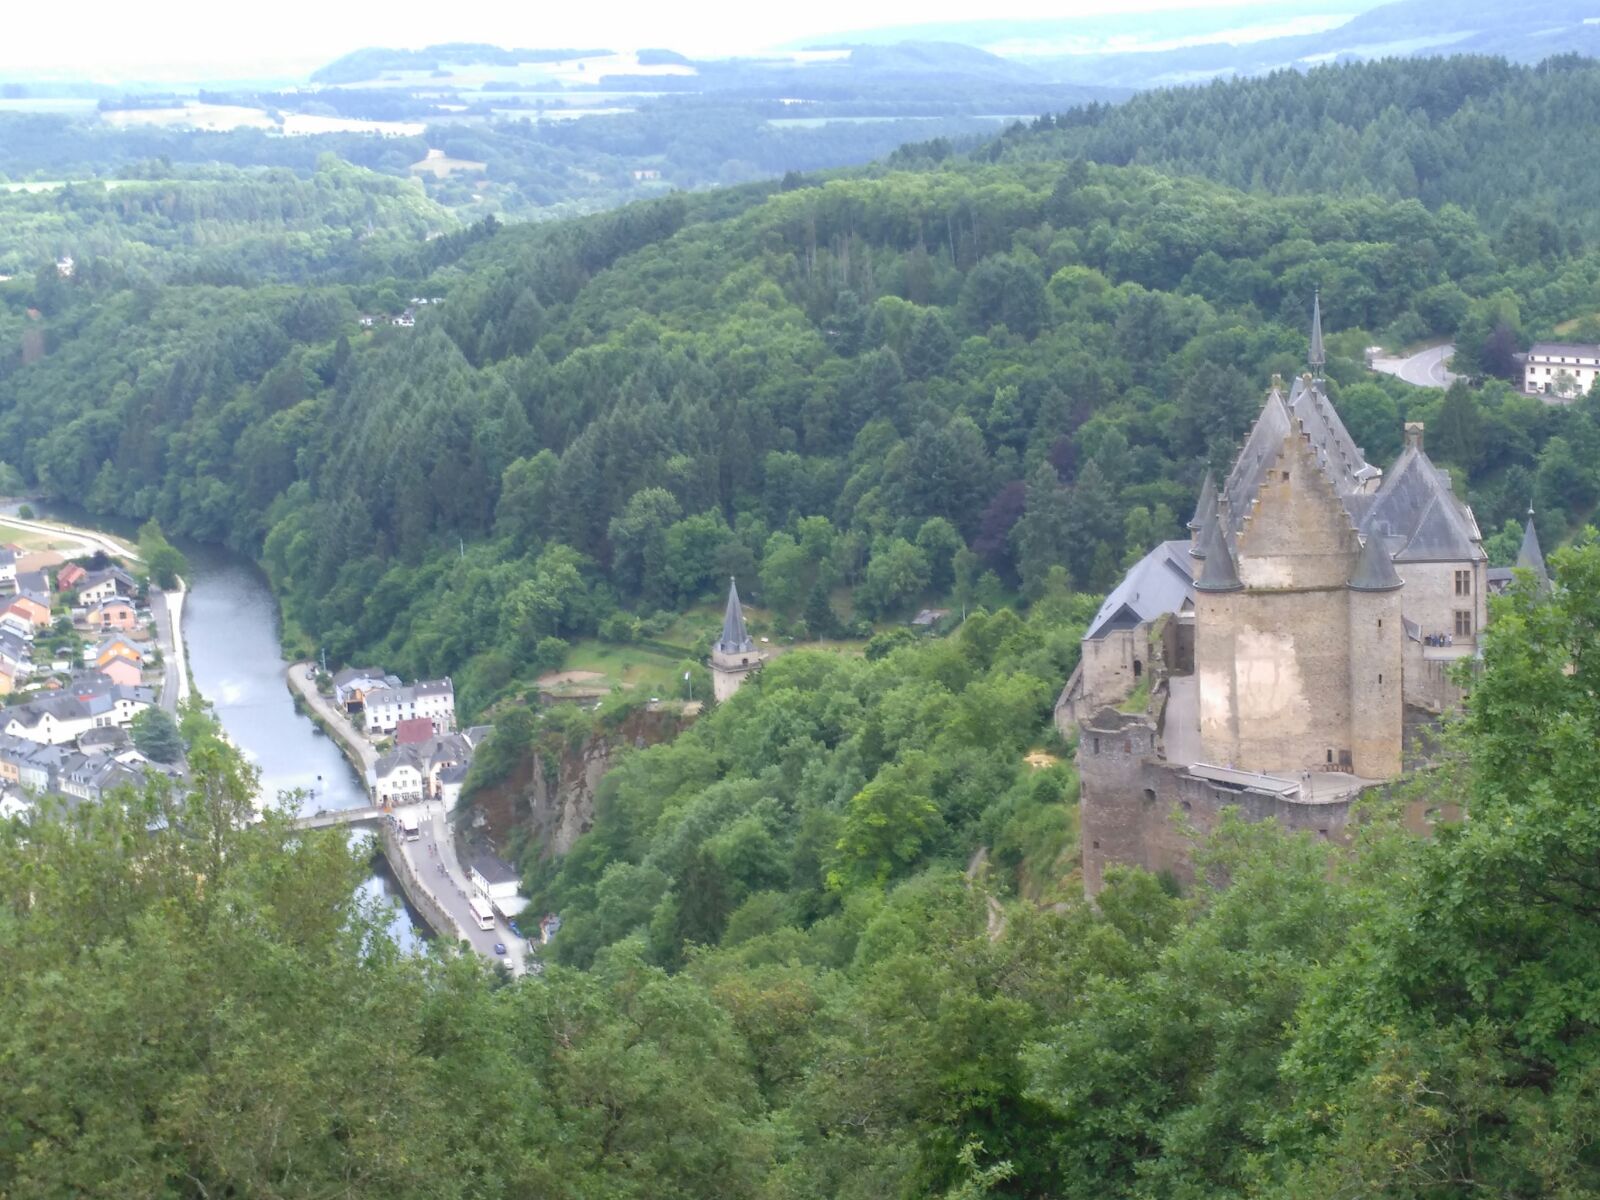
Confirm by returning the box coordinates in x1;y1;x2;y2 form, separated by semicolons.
437;761;469;809
332;666;398;714
4;594;50;628
370;731;473;804
15;568;51;601
1520;341;1600;399
363;678;455;735
468;852;529;919
394;717;435;745
2;682;153;746
55;563;87;591
86;597;138;630
76;566;137;606
0;548;15;587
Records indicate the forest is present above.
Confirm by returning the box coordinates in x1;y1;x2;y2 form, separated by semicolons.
4;550;1599;1196
6;57;1600;717
5;47;1600;1197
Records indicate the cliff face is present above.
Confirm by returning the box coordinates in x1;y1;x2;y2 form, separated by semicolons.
474;707;693;858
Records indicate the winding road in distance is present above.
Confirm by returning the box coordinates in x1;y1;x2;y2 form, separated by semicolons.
1371;343;1459;389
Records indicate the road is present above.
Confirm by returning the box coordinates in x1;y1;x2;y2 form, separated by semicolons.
285;661;378;779
1371;343;1459;389
388;800;531;976
151;583;189;713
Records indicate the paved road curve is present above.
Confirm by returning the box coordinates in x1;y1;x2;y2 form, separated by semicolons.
1371;343;1459;389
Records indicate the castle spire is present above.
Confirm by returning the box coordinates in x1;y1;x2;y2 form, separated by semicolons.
1517;508;1550;587
1193;511;1242;592
717;577;754;654
1309;289;1326;378
1187;470;1218;534
1348;532;1402;591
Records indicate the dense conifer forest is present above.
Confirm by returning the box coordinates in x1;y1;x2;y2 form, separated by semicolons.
6;54;1600;1196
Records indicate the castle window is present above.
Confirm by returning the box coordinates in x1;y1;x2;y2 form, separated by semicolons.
1378;674;1383;684
1092;840;1100;850
1132;659;1142;678
1143;788;1157;805
1092;737;1100;754
1454;570;1471;596
1377;618;1382;628
1281;470;1290;480
1326;749;1333;763
1454;610;1474;637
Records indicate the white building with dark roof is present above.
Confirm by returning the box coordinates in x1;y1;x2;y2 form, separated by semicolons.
364;677;455;735
1521;341;1600;399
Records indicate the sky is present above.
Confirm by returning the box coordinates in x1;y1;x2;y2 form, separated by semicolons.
2;0;1317;79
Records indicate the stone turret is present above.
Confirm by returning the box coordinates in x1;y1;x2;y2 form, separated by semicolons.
1517;509;1550;588
710;578;764;702
1347;533;1404;778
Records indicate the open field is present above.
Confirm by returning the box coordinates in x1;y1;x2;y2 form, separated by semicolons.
553;640;691;698
0;521;79;551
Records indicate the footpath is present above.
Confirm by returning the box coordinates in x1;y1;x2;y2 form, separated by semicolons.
153;581;189;712
1;511;141;561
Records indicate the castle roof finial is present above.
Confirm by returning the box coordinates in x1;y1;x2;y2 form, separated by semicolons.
1188;470;1218;534
717;577;754;654
1309;288;1326;378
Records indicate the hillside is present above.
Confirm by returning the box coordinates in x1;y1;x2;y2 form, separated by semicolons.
8;49;1600;1199
1;58;1598;726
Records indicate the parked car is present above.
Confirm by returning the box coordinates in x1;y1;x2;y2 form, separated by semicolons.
493;941;507;956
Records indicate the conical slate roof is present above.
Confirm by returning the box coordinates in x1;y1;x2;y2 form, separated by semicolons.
1517;513;1550;585
1348;532;1402;591
1194;512;1242;592
1309;290;1326;373
1188;471;1218;535
716;577;754;654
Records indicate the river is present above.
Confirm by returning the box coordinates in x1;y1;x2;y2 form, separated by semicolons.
1;504;427;951
180;545;428;951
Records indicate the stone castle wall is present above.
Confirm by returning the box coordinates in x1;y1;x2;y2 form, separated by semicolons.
1078;705;1364;894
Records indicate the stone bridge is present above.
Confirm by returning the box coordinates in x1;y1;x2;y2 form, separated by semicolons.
291;806;386;831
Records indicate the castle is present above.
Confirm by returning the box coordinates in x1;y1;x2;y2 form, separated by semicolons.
1061;297;1548;893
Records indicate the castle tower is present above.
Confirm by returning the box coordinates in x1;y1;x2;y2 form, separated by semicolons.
1195;392;1377;775
1346;532;1404;778
710;577;763;702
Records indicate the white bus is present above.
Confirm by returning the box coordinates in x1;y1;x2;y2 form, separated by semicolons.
400;814;420;841
468;894;496;931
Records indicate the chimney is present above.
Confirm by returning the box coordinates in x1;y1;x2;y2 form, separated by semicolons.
1404;422;1424;451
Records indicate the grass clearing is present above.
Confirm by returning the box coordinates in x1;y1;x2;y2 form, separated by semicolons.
0;521;78;551
556;640;692;698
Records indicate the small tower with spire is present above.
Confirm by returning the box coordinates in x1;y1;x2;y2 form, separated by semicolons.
710;577;764;702
1309;289;1326;380
1517;507;1551;589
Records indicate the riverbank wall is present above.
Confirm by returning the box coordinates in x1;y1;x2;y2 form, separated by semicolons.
377;819;469;945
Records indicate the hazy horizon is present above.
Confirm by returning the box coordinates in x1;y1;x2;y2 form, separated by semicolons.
4;0;1352;81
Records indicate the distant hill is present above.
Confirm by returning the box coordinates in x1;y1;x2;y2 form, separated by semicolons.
310;44;613;85
1027;0;1600;87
